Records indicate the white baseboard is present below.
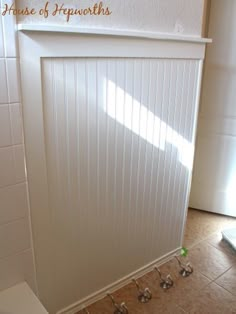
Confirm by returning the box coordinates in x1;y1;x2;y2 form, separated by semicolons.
57;247;181;314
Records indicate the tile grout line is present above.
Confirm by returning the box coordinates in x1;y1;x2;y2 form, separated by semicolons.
0;179;27;190
0;142;24;149
84;209;236;312
211;265;234;283
0;247;32;263
211;280;236;298
0;214;28;228
177;305;190;314
0;101;21;106
187;243;235;283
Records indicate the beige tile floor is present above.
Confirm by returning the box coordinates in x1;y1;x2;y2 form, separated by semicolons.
78;209;236;314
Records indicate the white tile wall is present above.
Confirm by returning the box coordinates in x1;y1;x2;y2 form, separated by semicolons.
0;145;26;187
0;105;11;147
13;145;27;182
0;218;31;259
1;11;17;57
0;146;16;187
10;103;23;145
0;183;28;224
0;4;36;294
6;58;20;103
0;249;36;291
0;59;8;103
0;103;23;146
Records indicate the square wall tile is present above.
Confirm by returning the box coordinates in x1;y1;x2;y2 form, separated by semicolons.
1;6;17;57
0;105;11;147
13;145;26;182
0;146;15;187
0;217;31;259
21;250;37;294
0;59;8;103
6;58;20;103
0;249;36;293
0;15;4;57
0;183;28;225
10;103;23;145
0;145;26;188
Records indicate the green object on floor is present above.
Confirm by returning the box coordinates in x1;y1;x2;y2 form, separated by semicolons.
181;247;188;257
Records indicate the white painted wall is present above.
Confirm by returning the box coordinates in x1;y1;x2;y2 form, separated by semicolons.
0;6;36;293
190;0;236;217
16;0;205;36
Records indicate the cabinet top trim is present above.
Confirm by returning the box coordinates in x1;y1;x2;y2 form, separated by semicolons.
18;24;212;44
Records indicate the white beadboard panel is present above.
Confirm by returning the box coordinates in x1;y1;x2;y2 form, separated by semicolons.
9;103;24;145
1;7;17;57
6;58;20;103
0;105;11;147
0;183;28;225
0;217;31;259
0;59;8;103
0;249;36;293
41;57;199;311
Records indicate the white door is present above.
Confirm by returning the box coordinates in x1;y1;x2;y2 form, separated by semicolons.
190;0;236;217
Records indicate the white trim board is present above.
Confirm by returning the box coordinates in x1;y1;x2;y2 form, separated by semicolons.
19;31;207;60
18;24;212;44
57;247;181;314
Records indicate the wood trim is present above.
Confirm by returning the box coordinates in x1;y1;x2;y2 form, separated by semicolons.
18;24;212;44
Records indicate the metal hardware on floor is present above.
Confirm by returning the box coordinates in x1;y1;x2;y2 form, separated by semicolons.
175;255;193;277
154;266;174;290
107;293;129;314
132;278;152;303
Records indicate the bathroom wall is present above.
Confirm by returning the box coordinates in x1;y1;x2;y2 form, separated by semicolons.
0;5;36;292
16;0;205;37
0;0;207;311
190;0;236;217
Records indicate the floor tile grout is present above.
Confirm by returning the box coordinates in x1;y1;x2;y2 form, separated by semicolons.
212;280;236;298
77;209;236;313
